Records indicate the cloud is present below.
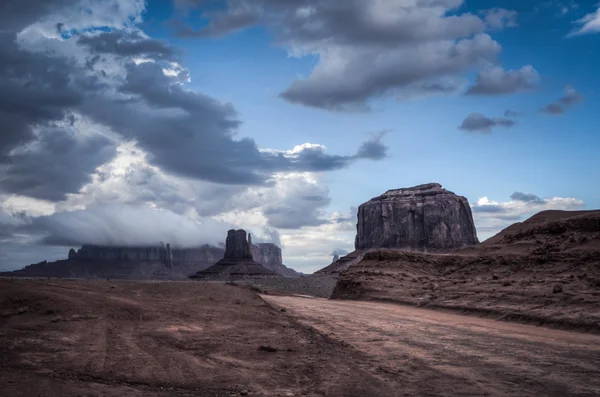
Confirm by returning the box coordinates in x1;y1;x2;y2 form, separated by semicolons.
504;110;522;117
279;33;502;111
540;103;565;115
560;84;585;105
0;0;390;207
29;205;236;248
331;248;349;256
179;1;262;37
483;8;519;30
459;113;516;132
471;193;585;239
510;192;543;202
179;1;521;110
0;125;117;201
567;5;600;36
540;85;584;115
466;65;539;95
77;31;177;60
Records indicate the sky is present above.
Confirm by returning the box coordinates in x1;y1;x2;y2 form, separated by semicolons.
0;0;599;273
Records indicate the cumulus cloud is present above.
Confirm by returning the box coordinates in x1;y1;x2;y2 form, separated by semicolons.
483;8;519;30
466;65;539;95
471;192;585;239
540;85;584;115
177;0;522;110
567;5;600;36
459;113;516;132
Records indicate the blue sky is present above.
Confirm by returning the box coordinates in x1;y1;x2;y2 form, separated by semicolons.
0;0;599;273
146;0;600;223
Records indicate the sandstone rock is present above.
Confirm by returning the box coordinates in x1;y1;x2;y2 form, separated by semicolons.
224;230;254;260
68;249;78;260
355;183;478;252
190;230;279;280
251;243;301;277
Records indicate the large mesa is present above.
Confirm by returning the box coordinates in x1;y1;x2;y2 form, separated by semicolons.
317;183;478;275
355;183;479;252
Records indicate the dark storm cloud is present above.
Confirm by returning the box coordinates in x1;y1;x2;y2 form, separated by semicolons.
0;129;116;201
1;0;388;208
540;85;584;115
465;65;539;95
510;192;543;203
459;113;516;133
0;0;77;32
174;0;519;111
0;35;85;158
84;61;389;185
0;0;120;200
77;31;177;60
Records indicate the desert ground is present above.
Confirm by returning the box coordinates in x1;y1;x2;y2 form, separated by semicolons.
2;278;600;396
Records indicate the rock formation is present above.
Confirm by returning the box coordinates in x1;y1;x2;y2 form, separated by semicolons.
251;243;301;277
2;230;299;279
355;183;478;252
190;230;279;280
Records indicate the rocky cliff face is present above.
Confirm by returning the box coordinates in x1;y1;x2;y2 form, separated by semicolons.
74;245;167;262
252;243;301;277
355;183;478;252
224;230;254;260
3;234;298;279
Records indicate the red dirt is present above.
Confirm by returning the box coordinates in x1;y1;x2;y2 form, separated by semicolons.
332;210;600;331
0;279;395;396
263;295;600;397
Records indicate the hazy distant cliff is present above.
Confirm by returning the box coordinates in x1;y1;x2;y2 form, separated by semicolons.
3;241;300;279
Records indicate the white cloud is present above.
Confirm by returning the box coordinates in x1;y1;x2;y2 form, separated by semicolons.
568;5;600;36
472;194;585;240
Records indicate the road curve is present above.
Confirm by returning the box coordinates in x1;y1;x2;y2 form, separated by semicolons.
262;295;600;397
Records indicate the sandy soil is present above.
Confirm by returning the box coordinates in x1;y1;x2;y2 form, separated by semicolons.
0;279;395;397
3;278;600;396
332;211;600;331
263;295;600;397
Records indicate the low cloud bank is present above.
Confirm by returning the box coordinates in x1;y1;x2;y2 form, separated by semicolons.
31;205;240;248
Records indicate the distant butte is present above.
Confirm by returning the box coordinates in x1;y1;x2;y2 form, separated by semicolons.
189;229;279;280
319;183;479;275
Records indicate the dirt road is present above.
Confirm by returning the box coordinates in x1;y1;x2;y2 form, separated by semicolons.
263;295;600;397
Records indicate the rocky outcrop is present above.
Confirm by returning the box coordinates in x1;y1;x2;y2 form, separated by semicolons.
190;230;279;280
331;210;600;331
3;232;299;279
72;244;168;262
355;183;478;252
251;243;301;277
224;230;254;260
315;251;367;276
